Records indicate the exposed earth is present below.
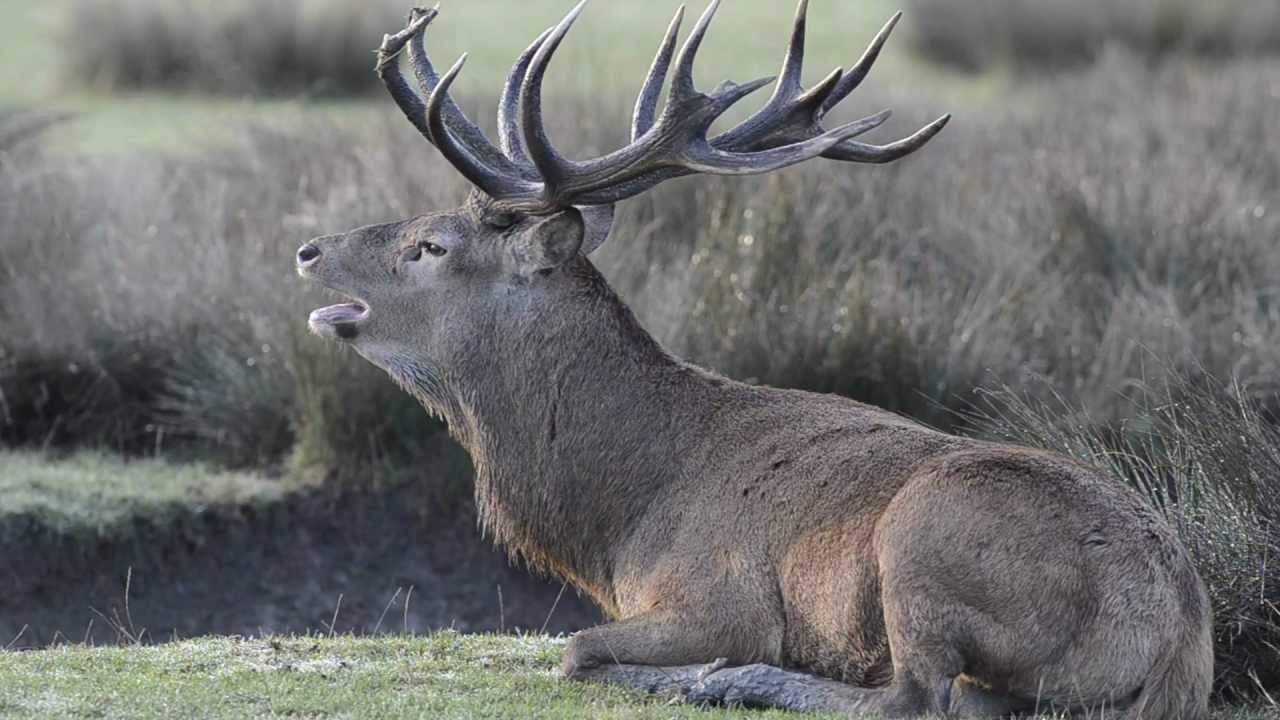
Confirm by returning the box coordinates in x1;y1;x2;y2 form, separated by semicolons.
0;484;600;648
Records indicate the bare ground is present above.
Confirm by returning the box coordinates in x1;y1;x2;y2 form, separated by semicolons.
0;483;600;648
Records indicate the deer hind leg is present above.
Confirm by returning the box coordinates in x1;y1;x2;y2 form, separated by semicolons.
685;662;902;714
565;608;916;714
573;608;1015;717
686;561;1011;716
685;662;972;717
950;675;1031;717
685;662;1021;717
685;594;964;716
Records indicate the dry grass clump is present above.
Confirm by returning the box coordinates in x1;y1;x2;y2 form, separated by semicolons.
611;53;1280;430
61;0;404;96
54;0;1280;94
908;0;1280;74
975;373;1280;701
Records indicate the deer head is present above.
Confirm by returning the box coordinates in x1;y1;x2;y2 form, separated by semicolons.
296;0;947;420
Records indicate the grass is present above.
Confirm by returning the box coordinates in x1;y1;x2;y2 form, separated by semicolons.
0;634;820;720
0;633;1268;720
0;451;292;539
62;1;407;97
973;374;1280;701
59;0;909;97
907;0;1280;74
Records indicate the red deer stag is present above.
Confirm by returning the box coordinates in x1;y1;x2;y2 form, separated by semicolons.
296;2;1212;717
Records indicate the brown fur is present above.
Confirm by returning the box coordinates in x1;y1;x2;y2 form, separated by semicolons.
296;194;1212;718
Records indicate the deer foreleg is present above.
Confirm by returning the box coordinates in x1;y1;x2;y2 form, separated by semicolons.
569;659;728;695
562;607;782;698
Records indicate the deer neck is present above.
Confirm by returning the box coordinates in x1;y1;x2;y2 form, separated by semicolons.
399;262;711;612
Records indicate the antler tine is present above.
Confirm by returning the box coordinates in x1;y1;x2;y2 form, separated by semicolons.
668;0;720;104
632;5;685;142
498;27;554;166
709;77;777;114
404;6;515;173
795;67;845;110
821;11;902;118
376;8;439;143
504;0;920;210
688;113;904;176
706;3;939;169
822;113;952;163
404;7;442;94
776;0;809;100
551;107;893;207
711;0;844;153
519;0;589;192
427;55;541;198
379;1;947;216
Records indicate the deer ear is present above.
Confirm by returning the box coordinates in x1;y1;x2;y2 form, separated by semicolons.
577;204;614;255
515;208;584;273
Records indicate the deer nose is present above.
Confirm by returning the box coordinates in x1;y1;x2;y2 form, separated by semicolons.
296;242;321;267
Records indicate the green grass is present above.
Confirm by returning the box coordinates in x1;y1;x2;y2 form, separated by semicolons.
0;451;293;538
0;0;58;104
0;634;818;720
0;633;1269;720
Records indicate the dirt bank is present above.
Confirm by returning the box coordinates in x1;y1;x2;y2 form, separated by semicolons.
0;484;600;647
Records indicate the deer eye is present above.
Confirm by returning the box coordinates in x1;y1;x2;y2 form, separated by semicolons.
420;241;447;257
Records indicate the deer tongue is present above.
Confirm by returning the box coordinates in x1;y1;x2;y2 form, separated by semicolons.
310;302;366;325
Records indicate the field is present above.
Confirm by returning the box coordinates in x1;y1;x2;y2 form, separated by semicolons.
0;634;1272;720
0;634;795;720
2;0;1280;716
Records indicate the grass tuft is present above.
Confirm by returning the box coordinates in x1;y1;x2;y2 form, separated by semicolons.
974;372;1280;701
0;451;290;540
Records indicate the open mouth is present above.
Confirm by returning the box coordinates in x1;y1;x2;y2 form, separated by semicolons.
308;301;369;341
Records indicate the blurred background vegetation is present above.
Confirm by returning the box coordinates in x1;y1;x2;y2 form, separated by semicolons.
2;0;1279;706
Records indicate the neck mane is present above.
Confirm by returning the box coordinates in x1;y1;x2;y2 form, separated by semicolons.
387;258;717;614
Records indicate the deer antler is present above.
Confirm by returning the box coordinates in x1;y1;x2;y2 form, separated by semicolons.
376;1;949;216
